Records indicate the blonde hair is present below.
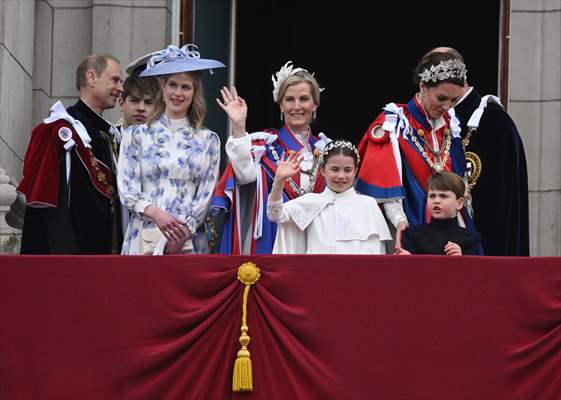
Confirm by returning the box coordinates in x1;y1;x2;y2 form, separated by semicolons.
147;71;206;130
276;70;321;107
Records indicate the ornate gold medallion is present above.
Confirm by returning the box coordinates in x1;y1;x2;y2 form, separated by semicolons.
465;151;482;188
237;262;261;285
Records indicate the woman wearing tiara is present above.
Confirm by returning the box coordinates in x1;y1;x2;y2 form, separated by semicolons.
117;44;224;255
355;51;480;253
268;140;391;254
212;62;331;254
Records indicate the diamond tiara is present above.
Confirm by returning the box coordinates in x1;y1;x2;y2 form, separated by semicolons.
320;140;360;165
419;59;467;83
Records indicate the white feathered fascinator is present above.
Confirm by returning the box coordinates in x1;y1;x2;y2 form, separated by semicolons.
271;61;324;102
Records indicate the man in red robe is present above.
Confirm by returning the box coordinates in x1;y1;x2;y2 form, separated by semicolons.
18;54;124;254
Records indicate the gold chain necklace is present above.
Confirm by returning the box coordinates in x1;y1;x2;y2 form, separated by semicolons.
292;131;316;176
299;153;319;176
462;127;475;148
268;145;318;196
407;128;451;172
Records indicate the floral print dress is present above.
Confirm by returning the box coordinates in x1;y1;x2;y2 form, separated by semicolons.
117;115;220;254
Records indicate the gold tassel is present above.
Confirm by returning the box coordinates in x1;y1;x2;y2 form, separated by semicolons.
233;322;253;391
232;262;261;392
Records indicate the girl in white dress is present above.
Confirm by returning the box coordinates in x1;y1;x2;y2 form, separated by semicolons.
117;44;224;255
267;140;391;254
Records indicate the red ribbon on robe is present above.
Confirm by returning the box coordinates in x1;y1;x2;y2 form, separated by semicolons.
17;119;115;207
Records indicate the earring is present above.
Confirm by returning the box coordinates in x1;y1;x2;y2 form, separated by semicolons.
280;112;284;122
312;110;317;120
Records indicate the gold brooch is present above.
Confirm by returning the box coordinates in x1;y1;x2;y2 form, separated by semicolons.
465;151;482;188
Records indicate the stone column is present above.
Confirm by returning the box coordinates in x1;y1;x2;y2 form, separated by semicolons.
33;0;93;125
509;0;561;255
0;169;20;253
91;0;171;122
32;0;172;124
0;0;35;181
0;0;35;252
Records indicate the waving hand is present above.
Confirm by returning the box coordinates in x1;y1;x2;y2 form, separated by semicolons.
216;86;247;137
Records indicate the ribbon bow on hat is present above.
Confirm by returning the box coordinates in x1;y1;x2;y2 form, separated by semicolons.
139;44;225;77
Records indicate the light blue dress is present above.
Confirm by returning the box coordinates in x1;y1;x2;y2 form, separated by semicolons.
117;115;220;254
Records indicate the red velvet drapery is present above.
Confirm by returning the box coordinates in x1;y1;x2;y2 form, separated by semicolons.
1;255;559;399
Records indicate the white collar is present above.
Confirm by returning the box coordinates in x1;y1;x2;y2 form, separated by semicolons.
430;116;446;132
323;186;356;199
44;101;92;147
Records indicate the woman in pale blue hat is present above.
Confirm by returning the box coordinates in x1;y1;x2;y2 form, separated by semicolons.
117;44;225;255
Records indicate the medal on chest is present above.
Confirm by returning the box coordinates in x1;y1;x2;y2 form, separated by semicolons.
462;127;482;189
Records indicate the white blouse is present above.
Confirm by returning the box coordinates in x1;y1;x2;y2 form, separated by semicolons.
225;133;257;184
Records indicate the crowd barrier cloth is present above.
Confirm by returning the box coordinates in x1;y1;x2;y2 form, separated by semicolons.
0;255;559;399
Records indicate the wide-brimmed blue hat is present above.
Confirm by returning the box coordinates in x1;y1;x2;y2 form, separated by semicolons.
138;44;225;77
126;51;157;76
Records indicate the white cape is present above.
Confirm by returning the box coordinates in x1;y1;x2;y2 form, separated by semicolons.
272;187;391;254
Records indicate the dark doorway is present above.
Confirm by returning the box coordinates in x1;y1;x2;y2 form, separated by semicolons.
236;1;501;145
